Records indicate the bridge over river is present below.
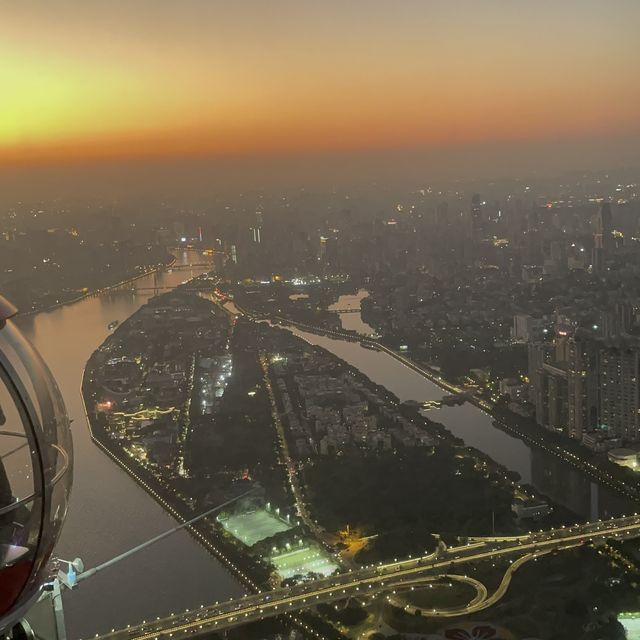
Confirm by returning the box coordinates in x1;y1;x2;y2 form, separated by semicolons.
95;514;640;640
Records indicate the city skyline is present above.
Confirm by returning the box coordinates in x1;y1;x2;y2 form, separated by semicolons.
5;5;640;638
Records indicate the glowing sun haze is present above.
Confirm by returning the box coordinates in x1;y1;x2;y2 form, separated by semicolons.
2;0;640;165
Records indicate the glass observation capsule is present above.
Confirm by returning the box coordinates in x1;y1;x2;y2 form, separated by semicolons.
0;296;73;631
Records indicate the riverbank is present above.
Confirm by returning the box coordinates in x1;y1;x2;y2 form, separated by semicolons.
79;289;265;593
15;251;247;639
17;255;177;317
79;289;341;640
376;337;640;506
80;365;262;592
233;307;640;515
260;323;522;546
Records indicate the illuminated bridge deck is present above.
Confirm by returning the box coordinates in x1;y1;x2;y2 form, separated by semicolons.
95;515;640;640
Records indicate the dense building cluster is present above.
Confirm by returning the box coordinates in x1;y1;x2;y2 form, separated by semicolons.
518;205;640;464
528;316;640;451
86;293;230;473
270;347;435;459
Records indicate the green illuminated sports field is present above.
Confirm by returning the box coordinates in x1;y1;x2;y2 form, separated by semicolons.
219;507;338;579
219;509;292;547
271;543;339;580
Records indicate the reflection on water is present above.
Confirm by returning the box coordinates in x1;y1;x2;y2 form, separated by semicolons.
285;325;636;521
328;289;376;335
530;447;632;521
16;261;635;636
16;251;243;638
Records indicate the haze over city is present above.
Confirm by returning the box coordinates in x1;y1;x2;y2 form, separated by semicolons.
2;1;640;198
3;3;640;640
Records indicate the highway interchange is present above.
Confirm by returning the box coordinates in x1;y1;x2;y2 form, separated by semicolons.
96;513;640;640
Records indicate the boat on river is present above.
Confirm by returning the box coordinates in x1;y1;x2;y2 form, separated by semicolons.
107;320;119;331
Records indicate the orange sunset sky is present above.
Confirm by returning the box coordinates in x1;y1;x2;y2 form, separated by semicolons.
1;1;640;167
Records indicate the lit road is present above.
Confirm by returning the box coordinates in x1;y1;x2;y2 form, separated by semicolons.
258;351;321;537
95;514;640;640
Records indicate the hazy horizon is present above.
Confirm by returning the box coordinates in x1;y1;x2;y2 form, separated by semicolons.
2;0;640;200
2;131;640;203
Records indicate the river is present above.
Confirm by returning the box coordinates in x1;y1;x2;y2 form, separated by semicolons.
13;272;634;636
328;289;376;335
16;250;244;639
282;293;635;523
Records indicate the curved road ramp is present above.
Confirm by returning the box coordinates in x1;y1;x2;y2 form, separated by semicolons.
94;514;640;640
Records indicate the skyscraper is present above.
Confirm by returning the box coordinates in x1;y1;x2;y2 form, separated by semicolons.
566;333;598;440
251;209;264;244
598;341;640;441
594;202;612;251
592;202;613;274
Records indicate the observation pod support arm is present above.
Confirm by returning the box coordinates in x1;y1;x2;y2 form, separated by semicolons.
0;296;17;327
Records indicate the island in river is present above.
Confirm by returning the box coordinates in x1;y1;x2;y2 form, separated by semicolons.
80;281;630;639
